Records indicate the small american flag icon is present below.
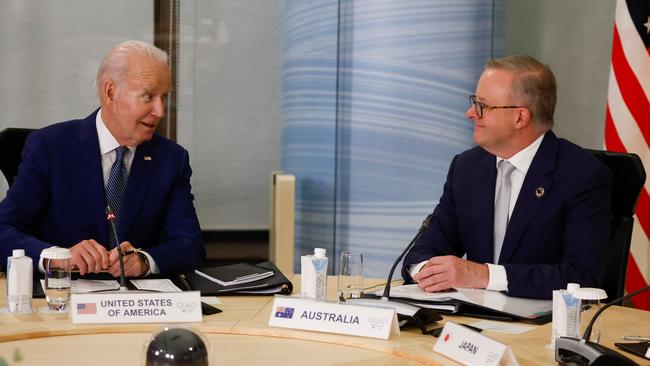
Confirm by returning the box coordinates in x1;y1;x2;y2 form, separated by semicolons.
77;303;97;315
274;306;294;319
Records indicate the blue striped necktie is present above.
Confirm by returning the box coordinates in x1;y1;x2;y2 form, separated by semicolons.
106;146;129;247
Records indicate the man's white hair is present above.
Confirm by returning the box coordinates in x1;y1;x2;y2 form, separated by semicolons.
96;40;168;93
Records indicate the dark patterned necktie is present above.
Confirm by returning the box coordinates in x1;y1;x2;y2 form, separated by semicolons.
106;146;129;247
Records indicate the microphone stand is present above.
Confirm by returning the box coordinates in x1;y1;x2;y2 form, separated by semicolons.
106;206;128;291
381;213;434;300
581;284;650;342
555;284;650;365
346;213;441;331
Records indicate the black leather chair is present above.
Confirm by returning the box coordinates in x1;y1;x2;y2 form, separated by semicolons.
0;128;36;187
587;149;646;302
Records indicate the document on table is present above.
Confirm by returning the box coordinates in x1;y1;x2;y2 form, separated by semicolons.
130;279;182;292
380;284;552;320
41;279;183;294
470;320;535;334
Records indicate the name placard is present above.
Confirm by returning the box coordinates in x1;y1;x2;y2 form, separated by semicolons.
71;291;202;324
433;321;519;366
268;296;398;340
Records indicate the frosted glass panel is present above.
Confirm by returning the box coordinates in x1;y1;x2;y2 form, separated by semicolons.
178;1;284;230
283;0;505;276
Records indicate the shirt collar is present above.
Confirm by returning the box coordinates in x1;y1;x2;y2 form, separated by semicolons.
495;133;545;175
95;109;136;155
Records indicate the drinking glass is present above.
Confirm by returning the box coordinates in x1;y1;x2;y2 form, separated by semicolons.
337;251;363;302
574;288;607;343
41;248;72;312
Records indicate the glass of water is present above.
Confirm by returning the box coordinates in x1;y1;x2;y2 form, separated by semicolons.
337;251;363;302
41;248;72;312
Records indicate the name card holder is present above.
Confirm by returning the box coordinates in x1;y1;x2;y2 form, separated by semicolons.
268;296;399;340
433;321;519;366
71;291;202;324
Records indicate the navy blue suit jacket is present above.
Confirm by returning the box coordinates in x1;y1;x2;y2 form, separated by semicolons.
0;110;205;275
402;132;612;299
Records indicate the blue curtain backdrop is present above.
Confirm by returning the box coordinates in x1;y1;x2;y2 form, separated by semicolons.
283;0;505;278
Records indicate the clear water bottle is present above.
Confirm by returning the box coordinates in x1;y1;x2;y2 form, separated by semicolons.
6;249;33;313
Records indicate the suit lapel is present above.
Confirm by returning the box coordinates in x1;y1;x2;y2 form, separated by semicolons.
472;151;498;263
77;110;109;246
498;132;558;264
119;138;156;240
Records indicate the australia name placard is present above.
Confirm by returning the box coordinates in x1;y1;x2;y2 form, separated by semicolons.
71;291;202;324
268;296;398;339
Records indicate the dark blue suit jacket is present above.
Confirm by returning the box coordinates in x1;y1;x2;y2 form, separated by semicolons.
402;132;612;299
0;110;205;275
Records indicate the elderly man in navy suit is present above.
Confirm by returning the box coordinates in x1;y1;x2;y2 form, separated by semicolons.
0;40;205;277
403;55;611;299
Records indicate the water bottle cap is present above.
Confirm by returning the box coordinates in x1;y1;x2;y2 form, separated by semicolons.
567;283;580;293
572;287;607;300
41;247;72;260
314;248;326;258
12;249;25;257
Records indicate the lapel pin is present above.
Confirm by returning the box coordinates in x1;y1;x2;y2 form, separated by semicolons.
535;187;545;198
144;156;152;161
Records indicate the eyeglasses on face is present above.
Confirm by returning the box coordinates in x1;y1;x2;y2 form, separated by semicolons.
469;95;525;118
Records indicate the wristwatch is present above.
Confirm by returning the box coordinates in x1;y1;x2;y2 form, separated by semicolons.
137;251;150;275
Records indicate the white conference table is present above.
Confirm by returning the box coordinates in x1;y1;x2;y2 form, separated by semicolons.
0;275;648;365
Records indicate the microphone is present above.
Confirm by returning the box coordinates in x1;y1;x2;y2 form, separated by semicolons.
346;212;442;332
555;284;650;365
381;213;434;299
106;206;128;291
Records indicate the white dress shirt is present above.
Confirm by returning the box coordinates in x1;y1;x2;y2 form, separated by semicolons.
410;133;545;292
96;110;158;275
0;173;7;201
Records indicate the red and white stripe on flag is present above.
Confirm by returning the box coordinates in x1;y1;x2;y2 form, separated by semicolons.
604;0;650;309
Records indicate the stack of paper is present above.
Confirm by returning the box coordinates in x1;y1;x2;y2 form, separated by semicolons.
195;263;274;286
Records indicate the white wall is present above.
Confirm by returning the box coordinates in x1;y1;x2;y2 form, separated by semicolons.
506;0;616;149
0;1;153;129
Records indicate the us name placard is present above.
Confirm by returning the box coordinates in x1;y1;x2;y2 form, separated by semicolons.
268;296;398;339
71;291;202;324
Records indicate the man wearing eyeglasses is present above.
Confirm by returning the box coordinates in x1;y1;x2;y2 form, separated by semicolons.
402;55;611;299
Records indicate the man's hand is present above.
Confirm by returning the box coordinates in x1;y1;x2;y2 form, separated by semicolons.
412;255;489;292
69;239;110;275
108;242;149;277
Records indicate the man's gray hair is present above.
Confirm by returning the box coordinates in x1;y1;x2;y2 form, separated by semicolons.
486;55;556;130
96;40;168;93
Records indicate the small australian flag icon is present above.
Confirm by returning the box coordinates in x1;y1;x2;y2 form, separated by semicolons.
275;306;295;319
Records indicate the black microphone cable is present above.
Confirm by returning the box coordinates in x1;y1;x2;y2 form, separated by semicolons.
381;212;434;300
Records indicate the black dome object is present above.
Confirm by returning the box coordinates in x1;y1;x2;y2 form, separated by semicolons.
145;327;209;366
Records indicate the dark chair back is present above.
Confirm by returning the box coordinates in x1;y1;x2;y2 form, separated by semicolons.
587;149;646;301
0;128;36;187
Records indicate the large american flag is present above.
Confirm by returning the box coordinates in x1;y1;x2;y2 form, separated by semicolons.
604;0;650;309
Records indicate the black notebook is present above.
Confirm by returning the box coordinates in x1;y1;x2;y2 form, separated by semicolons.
183;261;293;296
